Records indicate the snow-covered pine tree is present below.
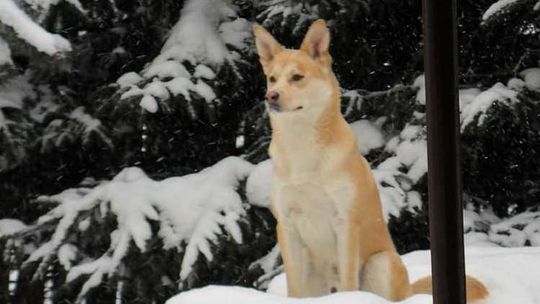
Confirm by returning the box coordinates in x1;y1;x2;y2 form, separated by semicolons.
1;157;277;303
0;0;184;222
97;0;261;177
2;0;540;303
459;0;540;217
0;0;114;223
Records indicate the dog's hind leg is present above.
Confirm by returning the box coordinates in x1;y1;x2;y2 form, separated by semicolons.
359;250;413;301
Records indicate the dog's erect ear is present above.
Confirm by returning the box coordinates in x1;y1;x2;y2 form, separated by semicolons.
300;19;330;61
253;24;283;68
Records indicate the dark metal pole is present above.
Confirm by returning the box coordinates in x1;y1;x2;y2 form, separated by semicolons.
421;0;466;304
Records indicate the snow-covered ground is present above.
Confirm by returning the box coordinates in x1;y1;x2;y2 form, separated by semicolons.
167;246;540;304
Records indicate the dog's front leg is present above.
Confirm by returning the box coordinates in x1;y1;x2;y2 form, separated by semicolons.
335;214;362;291
276;221;309;297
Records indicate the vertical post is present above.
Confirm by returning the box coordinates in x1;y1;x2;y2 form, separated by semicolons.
421;1;466;304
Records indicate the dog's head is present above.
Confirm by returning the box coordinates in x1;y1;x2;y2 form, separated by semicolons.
253;20;338;117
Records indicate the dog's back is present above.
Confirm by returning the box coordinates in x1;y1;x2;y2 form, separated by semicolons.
253;19;488;302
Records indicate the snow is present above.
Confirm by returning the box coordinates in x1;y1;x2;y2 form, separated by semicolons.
459;88;482;109
412;75;426;105
25;157;254;296
58;243;78;270
165;77;195;100
194;64;216;80
377;124;427;184
489;212;540;246
0;0;72;56
143;60;191;79
416;74;524;133
115;0;251;113
168;285;431;304
373;124;427;220
482;0;520;21
166;246;540;304
350;120;385;155
218;18;252;51
119;86;143;100
0;73;34;110
24;0;85;15
0;73;35;132
246;159;273;208
249;245;282;289
68;107;111;146
507;77;525;91
116;72;143;88
194;80;217;102
157;0;235;65
143;81;170;100
462;207;540;248
256;1;319;34
0;37;13;66
0;218;28;237
460;82;518;131
519;68;540;90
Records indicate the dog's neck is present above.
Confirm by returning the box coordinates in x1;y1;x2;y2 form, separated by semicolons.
269;89;344;147
268;96;354;183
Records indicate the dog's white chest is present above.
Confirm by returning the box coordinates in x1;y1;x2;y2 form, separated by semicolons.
274;180;353;266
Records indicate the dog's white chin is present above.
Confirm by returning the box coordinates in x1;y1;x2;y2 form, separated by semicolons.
269;106;304;114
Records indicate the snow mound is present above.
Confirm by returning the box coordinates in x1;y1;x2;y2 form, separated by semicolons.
167;246;540;304
116;0;250;114
350;120;385;155
0;0;71;56
460;82;518;131
167;285;431;304
462;207;540;247
488;212;540;246
25;156;254;299
519;68;540;90
482;0;520;21
0;219;28;237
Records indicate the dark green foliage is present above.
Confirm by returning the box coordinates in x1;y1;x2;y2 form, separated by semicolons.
460;0;540;84
2;0;540;302
462;89;540;217
389;175;430;254
181;205;277;291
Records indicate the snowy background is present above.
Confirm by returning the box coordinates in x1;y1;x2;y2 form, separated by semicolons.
1;0;540;303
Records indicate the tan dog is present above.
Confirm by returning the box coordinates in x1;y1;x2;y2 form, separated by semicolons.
253;19;489;302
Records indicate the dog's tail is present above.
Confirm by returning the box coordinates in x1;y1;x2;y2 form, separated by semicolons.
411;275;488;302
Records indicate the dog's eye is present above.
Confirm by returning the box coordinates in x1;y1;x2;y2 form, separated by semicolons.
291;74;304;82
269;76;276;83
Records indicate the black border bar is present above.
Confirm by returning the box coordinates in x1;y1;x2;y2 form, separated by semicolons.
422;0;467;303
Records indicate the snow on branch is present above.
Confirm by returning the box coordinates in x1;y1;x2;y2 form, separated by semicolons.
116;0;251;115
16;156;253;301
482;0;521;22
0;0;71;56
413;72;540;132
0;36;13;66
255;0;319;34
